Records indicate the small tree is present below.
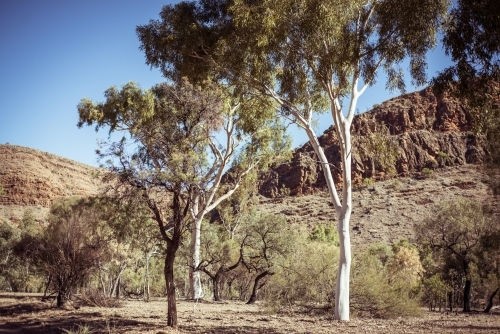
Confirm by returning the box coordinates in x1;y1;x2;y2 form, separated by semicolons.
415;199;500;312
197;222;243;301
239;212;295;304
37;198;106;308
78;79;288;327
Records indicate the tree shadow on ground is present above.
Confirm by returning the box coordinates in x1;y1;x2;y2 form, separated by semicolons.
0;313;160;334
0;301;51;316
179;323;283;333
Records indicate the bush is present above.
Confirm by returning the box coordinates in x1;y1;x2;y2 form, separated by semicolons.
421;168;434;178
351;243;423;318
421;274;449;311
264;240;338;312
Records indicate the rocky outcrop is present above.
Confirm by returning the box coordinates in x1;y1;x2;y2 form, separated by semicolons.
0;145;102;221
258;87;486;197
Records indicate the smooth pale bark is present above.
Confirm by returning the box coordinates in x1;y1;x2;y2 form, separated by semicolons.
189;217;204;299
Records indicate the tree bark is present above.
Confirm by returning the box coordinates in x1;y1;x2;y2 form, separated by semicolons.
189;217;204;299
484;287;499;313
448;291;453;312
463;279;471;312
335;209;352;320
165;245;178;327
246;271;271;304
213;273;221;302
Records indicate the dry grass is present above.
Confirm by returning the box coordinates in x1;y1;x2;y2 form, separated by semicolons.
257;164;500;248
0;294;500;333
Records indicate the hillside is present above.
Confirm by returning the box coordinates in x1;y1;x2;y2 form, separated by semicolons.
0;145;101;223
0;86;497;247
258;86;485;197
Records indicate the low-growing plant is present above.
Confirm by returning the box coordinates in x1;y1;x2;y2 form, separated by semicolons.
361;177;375;189
61;324;95;334
309;222;339;246
421;274;449;311
436;151;450;166
78;289;123;308
421;168;434;178
264;234;338;312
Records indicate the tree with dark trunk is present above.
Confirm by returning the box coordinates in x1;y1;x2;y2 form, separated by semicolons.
415;199;500;312
246;270;273;305
35;198;107;308
78;73;290;325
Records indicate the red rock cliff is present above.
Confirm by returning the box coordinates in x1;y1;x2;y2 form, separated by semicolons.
258;87;486;197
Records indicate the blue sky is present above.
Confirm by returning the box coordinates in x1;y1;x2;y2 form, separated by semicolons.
0;1;452;167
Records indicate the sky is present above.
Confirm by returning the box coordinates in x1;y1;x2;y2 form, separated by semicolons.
0;1;453;167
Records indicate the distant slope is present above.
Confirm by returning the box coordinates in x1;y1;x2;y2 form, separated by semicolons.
0;145;101;223
258;86;486;197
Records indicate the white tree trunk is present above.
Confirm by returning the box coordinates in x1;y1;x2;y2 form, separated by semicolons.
189;217;204;299
335;208;352;320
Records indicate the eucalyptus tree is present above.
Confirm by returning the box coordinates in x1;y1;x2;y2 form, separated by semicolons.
78;79;289;327
137;0;447;320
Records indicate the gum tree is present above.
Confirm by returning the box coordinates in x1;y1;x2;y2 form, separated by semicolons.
137;0;447;320
78;79;288;327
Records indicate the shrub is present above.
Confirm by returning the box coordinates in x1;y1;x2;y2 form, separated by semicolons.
421;274;449;311
436;151;450;166
351;243;423;318
309;223;339;245
264;240;338;312
361;177;375;189
421;168;434;178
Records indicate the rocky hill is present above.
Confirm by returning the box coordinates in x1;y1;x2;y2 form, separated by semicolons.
0;87;497;247
0;145;101;223
258;86;486;197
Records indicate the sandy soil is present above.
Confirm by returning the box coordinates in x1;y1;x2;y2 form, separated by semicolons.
0;294;499;333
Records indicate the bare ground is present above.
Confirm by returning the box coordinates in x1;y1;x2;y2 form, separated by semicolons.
258;164;500;248
0;294;500;333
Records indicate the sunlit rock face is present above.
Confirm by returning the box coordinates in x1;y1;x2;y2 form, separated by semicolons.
258;87;486;198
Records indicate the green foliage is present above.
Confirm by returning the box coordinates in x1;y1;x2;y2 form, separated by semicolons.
421;274;449;311
421;168;434;178
360;126;399;175
361;177;375;189
433;0;500;97
37;197;108;307
351;242;423;318
309;223;339;246
436;151;450;166
264;237;338;312
433;1;500;179
415;199;500;311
